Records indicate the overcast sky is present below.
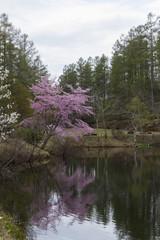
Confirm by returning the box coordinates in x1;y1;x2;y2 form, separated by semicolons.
1;0;160;77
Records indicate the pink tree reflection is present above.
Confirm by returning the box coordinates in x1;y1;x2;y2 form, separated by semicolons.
25;164;94;231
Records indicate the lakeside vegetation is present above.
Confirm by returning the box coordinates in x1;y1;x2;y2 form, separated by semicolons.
0;207;25;240
1;127;160;179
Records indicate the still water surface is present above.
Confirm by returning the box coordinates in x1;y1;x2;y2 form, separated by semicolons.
0;147;160;240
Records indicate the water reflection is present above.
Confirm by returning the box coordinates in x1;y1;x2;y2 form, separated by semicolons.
0;148;160;239
64;148;160;240
30;164;94;232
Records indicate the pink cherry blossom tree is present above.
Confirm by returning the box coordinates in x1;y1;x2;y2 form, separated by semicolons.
19;77;93;149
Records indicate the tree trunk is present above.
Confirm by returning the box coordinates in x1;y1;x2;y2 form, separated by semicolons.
40;133;52;150
103;117;107;140
133;126;137;146
150;30;154;112
140;125;144;140
96;118;100;142
101;105;107;140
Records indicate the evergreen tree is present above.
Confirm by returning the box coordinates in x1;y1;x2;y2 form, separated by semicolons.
145;13;160;111
0;13;48;120
76;57;93;91
93;54;109;99
110;13;160;117
0;13;48;86
58;63;78;91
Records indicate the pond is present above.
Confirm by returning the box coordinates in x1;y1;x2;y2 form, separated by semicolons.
0;147;160;240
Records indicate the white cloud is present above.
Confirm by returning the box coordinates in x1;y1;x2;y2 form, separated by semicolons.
1;0;160;76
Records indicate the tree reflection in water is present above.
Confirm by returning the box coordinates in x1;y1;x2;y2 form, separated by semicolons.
1;148;160;239
24;163;94;232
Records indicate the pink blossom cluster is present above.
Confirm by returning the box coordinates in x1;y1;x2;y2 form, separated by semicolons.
20;77;93;141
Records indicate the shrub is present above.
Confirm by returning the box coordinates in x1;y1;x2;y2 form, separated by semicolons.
112;129;126;140
13;127;43;145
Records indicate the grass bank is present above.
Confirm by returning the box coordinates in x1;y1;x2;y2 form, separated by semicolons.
0;207;25;240
0;138;50;179
75;129;160;148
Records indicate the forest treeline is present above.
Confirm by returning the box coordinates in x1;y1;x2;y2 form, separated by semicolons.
1;13;160;129
58;13;160;129
0;13;48;120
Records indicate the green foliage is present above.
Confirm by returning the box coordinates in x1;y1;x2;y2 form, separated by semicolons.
14;127;43;145
110;13;160;115
10;81;33;120
0;207;26;239
59;55;109;96
127;96;151;123
93;54;109;99
0;14;48;86
58;63;78;91
0;13;49;122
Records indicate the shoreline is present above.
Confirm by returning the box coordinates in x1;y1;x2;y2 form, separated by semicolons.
0;131;160;239
0;207;25;240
